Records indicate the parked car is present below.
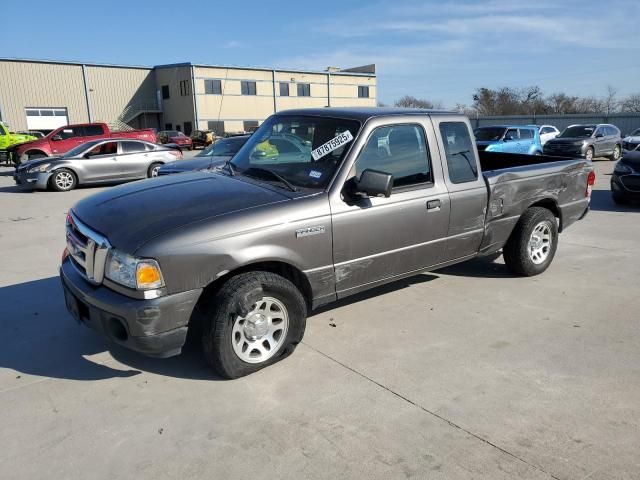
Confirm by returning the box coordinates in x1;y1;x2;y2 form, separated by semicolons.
158;135;250;176
60;107;594;378
17;130;45;139
11;123;157;164
543;124;622;161
0;122;37;164
157;130;193;150
622;128;640;153
474;125;543;155
190;130;214;149
14;139;181;191
611;148;640;204
538;125;560;145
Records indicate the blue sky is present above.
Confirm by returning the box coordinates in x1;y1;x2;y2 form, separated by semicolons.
4;0;639;107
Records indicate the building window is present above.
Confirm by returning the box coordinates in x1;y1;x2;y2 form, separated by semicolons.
165;123;172;130
241;81;257;96
179;80;190;97
162;85;170;100
297;83;311;97
205;79;222;95
358;86;370;98
207;121;225;135
279;82;290;96
184;121;193;135
176;124;182;132
243;120;259;132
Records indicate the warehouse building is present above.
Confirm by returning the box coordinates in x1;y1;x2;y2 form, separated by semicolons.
0;58;377;135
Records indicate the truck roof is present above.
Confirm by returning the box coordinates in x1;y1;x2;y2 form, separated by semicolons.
274;107;458;122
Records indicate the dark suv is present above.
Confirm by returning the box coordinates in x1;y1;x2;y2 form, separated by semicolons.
543;124;622;161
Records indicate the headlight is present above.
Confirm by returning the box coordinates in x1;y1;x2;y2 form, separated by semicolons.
27;163;51;173
614;163;633;175
105;249;164;290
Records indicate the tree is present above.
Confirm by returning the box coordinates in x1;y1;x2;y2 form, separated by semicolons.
621;93;640;113
604;85;619;115
394;95;443;109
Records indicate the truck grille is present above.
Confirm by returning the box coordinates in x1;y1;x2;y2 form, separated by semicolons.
66;211;111;284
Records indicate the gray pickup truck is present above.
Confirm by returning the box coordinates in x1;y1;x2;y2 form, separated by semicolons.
60;108;594;378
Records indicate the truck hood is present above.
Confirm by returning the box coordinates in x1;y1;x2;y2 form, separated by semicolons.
160;156;229;173
72;172;290;253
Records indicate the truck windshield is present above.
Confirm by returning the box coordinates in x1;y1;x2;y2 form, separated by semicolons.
558;126;595;138
474;127;506;141
230;115;360;190
63;140;102;158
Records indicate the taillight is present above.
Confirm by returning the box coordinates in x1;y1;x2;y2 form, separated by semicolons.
586;170;596;197
169;150;182;159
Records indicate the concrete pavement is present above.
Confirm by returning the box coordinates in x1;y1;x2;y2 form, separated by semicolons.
0;160;638;479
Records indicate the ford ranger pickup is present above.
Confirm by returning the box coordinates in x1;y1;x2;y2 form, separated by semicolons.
60;108;594;378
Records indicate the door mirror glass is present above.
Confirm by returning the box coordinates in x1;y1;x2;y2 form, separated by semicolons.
356;169;393;198
52;134;62;141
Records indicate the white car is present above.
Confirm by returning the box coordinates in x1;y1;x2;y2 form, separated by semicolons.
622;128;640;152
538;125;560;145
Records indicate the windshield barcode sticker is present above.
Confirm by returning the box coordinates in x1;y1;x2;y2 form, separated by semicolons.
311;130;354;161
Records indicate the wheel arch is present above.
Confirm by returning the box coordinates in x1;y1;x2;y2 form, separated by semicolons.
527;198;562;231
199;260;314;311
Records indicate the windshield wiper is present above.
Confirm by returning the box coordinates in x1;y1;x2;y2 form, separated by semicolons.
223;160;236;176
242;167;299;192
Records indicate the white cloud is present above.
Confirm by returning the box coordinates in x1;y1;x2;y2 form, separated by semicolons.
223;40;242;48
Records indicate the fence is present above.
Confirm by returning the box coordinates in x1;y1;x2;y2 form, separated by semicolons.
470;113;640;135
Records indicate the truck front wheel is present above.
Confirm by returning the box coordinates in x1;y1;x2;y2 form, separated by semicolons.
503;207;558;276
200;271;307;379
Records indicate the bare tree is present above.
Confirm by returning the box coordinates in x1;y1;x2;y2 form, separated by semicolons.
394;95;443;109
620;93;640;113
604;85;619;115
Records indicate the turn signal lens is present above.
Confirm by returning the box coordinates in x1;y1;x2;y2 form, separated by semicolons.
586;170;596;197
136;262;163;289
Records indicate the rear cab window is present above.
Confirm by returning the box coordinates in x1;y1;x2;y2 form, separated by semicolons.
83;125;105;137
439;122;478;184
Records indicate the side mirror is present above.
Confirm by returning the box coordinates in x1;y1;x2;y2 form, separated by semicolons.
83;152;92;159
355;169;393;198
250;150;267;160
52;134;62;141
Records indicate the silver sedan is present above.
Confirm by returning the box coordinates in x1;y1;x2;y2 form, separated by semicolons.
13;139;182;191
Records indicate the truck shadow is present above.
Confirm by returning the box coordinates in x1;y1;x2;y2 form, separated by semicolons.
0;276;222;383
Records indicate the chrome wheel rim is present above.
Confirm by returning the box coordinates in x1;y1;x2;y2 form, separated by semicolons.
613;146;620;160
586;149;593;161
231;296;289;364
528;221;552;264
151;166;160;177
55;172;74;190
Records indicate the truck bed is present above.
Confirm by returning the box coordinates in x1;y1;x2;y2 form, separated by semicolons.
477;151;592;256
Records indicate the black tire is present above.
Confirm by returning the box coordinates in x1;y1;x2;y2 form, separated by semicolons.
147;162;162;178
503;207;558;276
585;147;594;162
50;168;77;192
28;152;46;161
200;271;307;379
609;145;621;161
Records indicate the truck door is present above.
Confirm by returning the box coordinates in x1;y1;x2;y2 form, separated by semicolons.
50;126;84;155
431;118;488;261
329;118;450;297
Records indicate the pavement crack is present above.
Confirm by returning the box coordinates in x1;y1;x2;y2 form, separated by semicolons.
302;341;562;480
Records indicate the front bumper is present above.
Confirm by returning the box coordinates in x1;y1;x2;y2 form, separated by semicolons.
611;174;640;200
60;257;202;358
13;170;52;189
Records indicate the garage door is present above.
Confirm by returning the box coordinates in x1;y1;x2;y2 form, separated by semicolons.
25;108;68;131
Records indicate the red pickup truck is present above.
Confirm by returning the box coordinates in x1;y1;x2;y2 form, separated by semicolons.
13;123;156;164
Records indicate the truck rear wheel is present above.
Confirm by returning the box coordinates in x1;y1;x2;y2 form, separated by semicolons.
503;207;558;276
200;271;307;379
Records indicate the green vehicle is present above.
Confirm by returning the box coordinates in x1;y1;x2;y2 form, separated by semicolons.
0;122;37;165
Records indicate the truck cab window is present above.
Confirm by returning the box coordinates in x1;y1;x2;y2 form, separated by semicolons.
355;124;431;188
439;122;478;184
59;128;78;140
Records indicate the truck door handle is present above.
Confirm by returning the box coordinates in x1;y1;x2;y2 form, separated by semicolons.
427;199;441;211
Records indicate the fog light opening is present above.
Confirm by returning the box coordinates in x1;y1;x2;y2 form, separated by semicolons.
109;318;129;342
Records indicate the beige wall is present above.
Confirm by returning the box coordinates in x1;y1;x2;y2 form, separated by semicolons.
0;60;88;130
85;65;156;125
155;65;195;131
194;66;377;132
